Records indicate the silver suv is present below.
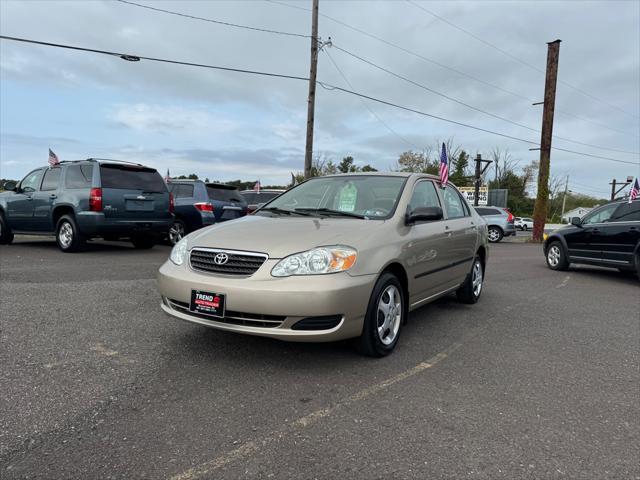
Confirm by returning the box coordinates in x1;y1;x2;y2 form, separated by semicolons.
474;206;516;242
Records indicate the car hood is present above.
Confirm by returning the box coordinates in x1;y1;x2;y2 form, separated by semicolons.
187;214;388;258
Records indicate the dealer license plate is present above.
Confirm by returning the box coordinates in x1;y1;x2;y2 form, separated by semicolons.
190;290;225;318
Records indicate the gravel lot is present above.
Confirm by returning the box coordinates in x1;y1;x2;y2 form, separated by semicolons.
1;237;638;479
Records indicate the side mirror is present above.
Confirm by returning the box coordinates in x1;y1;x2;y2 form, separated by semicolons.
571;216;582;227
3;181;17;192
406;206;443;225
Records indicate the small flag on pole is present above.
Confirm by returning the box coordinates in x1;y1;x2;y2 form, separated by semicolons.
629;178;639;203
48;148;60;167
291;172;298;187
254;180;261;193
439;142;448;187
164;168;170;182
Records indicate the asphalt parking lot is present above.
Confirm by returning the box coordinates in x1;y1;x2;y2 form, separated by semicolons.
1;237;638;479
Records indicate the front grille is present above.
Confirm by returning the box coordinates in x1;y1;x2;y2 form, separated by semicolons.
166;298;285;328
189;248;267;276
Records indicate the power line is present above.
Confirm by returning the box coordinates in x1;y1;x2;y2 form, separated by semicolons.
115;0;309;38
2;34;637;167
332;44;640;156
323;49;420;150
265;0;639;138
406;0;640;120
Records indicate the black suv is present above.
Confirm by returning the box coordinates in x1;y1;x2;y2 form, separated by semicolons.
166;180;247;245
0;159;173;252
544;198;640;278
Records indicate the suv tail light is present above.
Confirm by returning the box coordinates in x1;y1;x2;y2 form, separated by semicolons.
169;192;175;214
503;209;514;222
89;188;102;212
194;202;214;213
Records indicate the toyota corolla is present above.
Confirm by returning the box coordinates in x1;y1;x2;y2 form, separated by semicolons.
158;173;488;356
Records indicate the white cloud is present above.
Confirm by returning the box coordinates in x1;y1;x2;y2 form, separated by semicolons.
109;103;237;134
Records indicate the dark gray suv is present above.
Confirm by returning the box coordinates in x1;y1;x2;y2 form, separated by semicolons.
0;159;173;252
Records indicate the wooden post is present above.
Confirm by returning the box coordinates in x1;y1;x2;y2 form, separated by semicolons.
304;0;319;179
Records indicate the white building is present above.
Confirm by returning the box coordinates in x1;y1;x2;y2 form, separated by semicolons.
562;206;594;223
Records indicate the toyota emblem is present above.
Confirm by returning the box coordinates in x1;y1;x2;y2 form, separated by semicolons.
213;253;229;265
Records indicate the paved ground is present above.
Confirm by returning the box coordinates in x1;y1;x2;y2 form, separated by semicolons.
1;237;638;479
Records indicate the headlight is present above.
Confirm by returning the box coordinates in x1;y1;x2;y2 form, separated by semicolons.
170;237;189;265
271;246;357;277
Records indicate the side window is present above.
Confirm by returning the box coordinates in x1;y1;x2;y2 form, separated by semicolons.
408;181;441;211
19;170;44;193
582;204;618;224
65;165;93;189
443;186;467;219
611;202;640;222
40;167;62;191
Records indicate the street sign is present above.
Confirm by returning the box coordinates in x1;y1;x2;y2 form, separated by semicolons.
458;186;488;206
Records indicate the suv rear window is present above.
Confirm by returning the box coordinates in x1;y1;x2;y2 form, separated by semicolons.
475;207;501;216
207;185;243;203
241;192;280;204
170;184;195;198
65;164;94;189
612;201;640;222
100;165;166;192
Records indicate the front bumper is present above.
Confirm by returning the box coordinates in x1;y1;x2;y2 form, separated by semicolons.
157;259;376;342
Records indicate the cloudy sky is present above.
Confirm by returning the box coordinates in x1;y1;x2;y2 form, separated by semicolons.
1;0;639;197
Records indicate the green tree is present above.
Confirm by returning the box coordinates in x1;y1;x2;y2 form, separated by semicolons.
449;150;472;187
396;150;438;174
338;156;358;173
360;164;378;172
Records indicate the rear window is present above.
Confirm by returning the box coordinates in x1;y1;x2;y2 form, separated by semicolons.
475;207;501;216
65;164;94;189
41;167;62;191
241;192;280;204
100;165;166;192
170;183;195;198
207;185;243;203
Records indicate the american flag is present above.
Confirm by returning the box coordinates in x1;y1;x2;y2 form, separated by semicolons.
439;142;448;187
254;180;261;193
48;148;60;167
629;178;639;203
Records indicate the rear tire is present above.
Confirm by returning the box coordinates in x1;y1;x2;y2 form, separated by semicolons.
523;225;528;231
131;236;155;249
0;211;14;245
56;214;86;252
357;273;405;357
456;256;484;304
546;241;569;271
488;226;503;243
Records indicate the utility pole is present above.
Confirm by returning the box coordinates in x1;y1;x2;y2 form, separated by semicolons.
532;39;561;242
560;175;569;223
609;176;634;200
304;0;319;180
473;153;492;207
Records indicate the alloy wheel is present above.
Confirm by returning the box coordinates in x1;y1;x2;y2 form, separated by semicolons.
547;245;561;267
59;222;73;248
472;260;483;297
169;222;185;245
488;228;500;242
376;285;402;346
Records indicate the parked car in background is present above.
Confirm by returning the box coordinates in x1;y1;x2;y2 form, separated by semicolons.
0;159;173;252
240;189;285;214
515;217;534;230
543;198;640;279
474;206;516;242
158;173;489;357
166;180;248;245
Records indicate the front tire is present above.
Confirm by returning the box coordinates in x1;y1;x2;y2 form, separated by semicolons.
546;241;569;271
357;273;405;357
56;214;86;252
488;226;503;243
456;256;484;304
0;212;14;245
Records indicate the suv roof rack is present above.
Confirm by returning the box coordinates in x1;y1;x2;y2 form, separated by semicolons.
86;158;145;166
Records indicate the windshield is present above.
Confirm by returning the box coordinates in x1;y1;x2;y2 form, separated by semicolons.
259;175;406;219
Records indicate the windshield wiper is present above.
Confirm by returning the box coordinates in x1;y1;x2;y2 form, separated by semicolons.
260;207;313;216
295;208;367;219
